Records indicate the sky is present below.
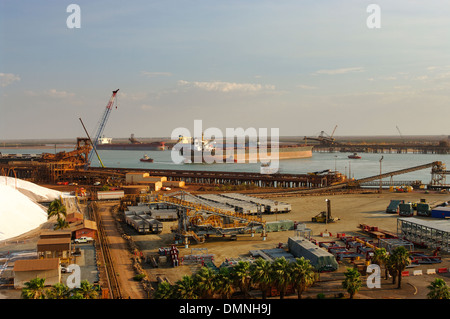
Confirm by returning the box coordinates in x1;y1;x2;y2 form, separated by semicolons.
1;0;450;140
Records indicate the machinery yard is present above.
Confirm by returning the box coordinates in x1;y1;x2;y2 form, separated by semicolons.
2;184;449;300
131;190;450;299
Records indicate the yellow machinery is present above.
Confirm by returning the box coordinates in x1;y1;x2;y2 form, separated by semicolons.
312;199;338;223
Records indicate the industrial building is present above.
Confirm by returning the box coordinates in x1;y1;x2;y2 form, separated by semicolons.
37;238;72;263
397;217;450;252
219;193;291;214
13;258;61;288
70;219;98;240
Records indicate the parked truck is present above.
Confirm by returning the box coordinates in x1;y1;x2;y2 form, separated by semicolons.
399;203;414;217
386;200;404;214
74;236;94;243
416;203;431;217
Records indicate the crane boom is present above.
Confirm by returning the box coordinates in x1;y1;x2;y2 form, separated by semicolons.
396;125;405;142
87;89;119;165
331;125;337;138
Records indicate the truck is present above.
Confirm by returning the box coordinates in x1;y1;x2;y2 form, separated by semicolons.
74;236;94;244
399;203;414;217
416;203;431;217
386;200;404;214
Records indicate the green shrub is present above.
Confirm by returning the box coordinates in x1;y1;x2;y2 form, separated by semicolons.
133;274;146;281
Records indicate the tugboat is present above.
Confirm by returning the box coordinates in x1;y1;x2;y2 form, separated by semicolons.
348;152;361;159
140;154;154;163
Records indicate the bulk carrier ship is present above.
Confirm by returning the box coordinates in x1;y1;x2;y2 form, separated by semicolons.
95;134;166;151
175;136;313;164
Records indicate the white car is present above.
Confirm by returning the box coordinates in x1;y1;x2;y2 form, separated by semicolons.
61;266;73;273
74;236;94;244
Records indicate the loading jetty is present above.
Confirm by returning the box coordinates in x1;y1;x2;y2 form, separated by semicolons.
312;141;450;154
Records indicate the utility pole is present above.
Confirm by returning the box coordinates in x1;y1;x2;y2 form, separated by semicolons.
379;156;384;194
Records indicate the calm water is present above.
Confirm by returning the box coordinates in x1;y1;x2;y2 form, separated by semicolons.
2;146;450;184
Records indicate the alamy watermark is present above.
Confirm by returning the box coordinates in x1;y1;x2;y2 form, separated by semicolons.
366;4;381;29
65;4;380;30
66;4;81;29
366;263;381;289
65;263;81;288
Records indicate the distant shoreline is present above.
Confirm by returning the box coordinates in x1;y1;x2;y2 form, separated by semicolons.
0;134;448;149
0;144;75;150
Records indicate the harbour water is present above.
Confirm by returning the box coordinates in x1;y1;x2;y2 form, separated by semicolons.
2;146;450;184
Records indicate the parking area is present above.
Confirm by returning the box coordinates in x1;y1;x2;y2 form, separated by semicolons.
62;242;99;286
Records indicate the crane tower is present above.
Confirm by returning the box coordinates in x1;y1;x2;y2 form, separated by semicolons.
87;89;119;166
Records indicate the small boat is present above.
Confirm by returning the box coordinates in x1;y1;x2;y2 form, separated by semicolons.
140;154;154;163
348;153;361;159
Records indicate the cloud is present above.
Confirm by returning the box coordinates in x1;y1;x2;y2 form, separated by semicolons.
0;73;20;87
178;80;275;93
140;104;154;110
141;71;172;78
25;89;75;98
119;91;147;101
314;67;365;75
297;84;317;90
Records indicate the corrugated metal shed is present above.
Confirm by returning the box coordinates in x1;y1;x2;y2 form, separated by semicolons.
37;238;71;252
288;237;338;272
13;258;59;272
39;230;72;239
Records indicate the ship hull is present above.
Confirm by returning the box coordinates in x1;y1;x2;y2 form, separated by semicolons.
182;145;313;163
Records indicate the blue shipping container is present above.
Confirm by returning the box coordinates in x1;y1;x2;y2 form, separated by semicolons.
431;206;450;218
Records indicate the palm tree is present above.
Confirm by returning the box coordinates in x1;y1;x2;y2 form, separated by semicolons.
46;283;70;299
21;277;47;299
154;281;174;299
371;248;388;279
231;261;252;297
342;267;362;299
47;198;67;220
427;278;450;299
72;280;98;299
48;198;69;230
386;257;397;285
270;257;291;299
54;217;69;230
250;258;273;299
194;267;217;298
174;275;199;299
215;267;234;299
388;246;411;289
290;257;316;299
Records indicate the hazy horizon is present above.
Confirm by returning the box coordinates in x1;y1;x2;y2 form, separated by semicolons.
1;134;449;145
1;1;450;139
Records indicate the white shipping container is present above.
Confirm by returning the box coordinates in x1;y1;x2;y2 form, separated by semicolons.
97;190;125;200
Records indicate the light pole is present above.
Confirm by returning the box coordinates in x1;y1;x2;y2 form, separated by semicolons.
325;198;330;227
379;156;384;194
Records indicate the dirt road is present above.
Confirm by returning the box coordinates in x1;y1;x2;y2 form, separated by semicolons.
98;202;147;299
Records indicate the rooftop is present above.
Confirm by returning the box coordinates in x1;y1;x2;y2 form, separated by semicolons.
13;258;59;272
